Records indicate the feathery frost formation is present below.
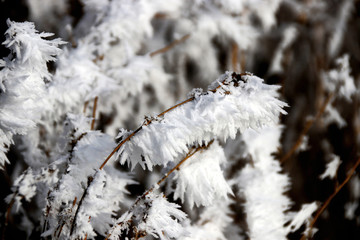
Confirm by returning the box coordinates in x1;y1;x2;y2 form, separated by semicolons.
118;72;287;170
237;126;291;240
0;20;64;167
41;115;134;239
171;140;232;208
2;0;359;239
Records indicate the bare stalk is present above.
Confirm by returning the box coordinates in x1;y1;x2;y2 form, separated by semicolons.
91;96;98;130
149;34;190;57
70;176;94;236
280;92;334;163
301;157;360;240
83;101;89;114
231;42;239;72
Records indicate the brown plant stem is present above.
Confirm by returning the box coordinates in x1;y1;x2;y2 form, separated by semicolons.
104;140;214;240
300;157;360;240
280;92;334;163
83;101;89;114
2;193;17;240
70;176;94;236
54;197;77;239
91;96;98;130
149;34;190;57
43;133;88;234
2;168;31;240
240;50;246;72
231;42;239;72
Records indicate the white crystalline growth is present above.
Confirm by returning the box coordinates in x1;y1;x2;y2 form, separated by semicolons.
171;140;232;208
109;192;187;240
117;72;287;170
323;54;356;101
319;154;342;180
137;192;187;240
287;202;318;235
0;20;64;167
180;199;235;240
237;126;292;240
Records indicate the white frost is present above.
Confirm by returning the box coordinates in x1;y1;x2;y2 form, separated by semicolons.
319;154;342;180
171;141;233;208
118;72;287;170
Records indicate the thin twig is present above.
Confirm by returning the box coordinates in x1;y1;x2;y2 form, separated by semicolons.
231;42;239;72
43;133;88;233
83;101;89;114
99;96;199;170
149;34;190;57
70;176;94;236
240;50;246;72
301;157;360;240
91;96;98;130
157;97;194;118
280;92;334;163
2;193;17;240
98;97;196;170
104;140;214;240
2;168;31;240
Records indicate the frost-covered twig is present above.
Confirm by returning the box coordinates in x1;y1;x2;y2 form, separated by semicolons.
117;72;287;170
0;19;64;167
99;72;266;170
98;95;197;170
105;140;214;240
301;157;360;240
42;130;88;231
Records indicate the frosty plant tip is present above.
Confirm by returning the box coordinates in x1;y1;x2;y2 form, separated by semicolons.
104;71;288;171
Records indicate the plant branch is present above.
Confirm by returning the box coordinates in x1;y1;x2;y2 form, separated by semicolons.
99;72;249;170
70;176;94;236
91;96;98;130
2;193;18;240
43;132;88;233
301;157;360;240
149;34;190;57
280;92;334;163
98;76;234;170
231;42;239;72
83;101;89;114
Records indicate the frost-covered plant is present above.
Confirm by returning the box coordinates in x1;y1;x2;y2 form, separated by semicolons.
1;1;360;240
0;19;64;167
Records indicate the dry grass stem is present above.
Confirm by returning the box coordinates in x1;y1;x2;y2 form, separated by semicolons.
301;157;360;240
150;34;190;57
281;92;334;163
91;96;98;130
231;42;239;72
